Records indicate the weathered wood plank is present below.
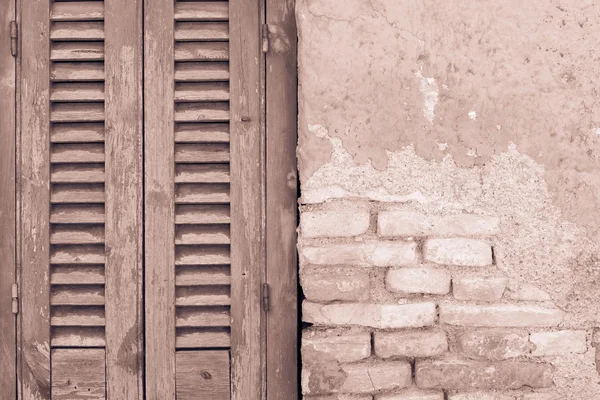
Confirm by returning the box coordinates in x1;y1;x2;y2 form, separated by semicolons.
176;265;231;286
175;2;229;22
104;0;144;398
51;62;104;82
144;0;176;397
50;82;105;102
51;123;105;143
176;329;231;349
50;204;105;224
51;42;104;61
175;204;230;225
51;143;105;163
176;350;230;399
0;0;16;397
175;123;230;143
51;164;105;184
175;246;230;266
51;265;105;285
175;82;229;102
175;62;229;82
175;42;229;61
176;286;231;307
176;307;230;327
175;22;229;41
175;164;230;183
175;143;230;163
50;224;105;244
174;102;229;122
50;245;105;265
51;349;105;399
50;21;105;41
20;0;52;397
266;0;299;397
50;286;105;306
51;102;105;123
51;183;105;204
51;306;105;326
51;2;104;21
51;327;105;348
229;0;266;398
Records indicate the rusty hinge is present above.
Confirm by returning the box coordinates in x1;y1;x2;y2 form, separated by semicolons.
261;23;269;54
262;283;270;312
11;283;18;314
10;21;17;57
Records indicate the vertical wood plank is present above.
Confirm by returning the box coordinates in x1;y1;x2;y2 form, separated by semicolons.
0;0;17;398
20;0;51;398
144;0;177;397
265;0;298;398
229;0;266;398
104;0;144;398
51;349;106;399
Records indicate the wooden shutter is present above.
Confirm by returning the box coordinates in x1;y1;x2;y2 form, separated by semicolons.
20;0;143;398
144;0;265;398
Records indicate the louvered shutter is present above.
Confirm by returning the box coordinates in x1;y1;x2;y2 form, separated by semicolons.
20;0;143;398
144;0;264;399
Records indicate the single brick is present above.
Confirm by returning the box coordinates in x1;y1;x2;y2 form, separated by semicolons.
341;362;412;394
530;330;587;356
375;330;448;358
377;390;444;400
415;360;554;390
301;363;347;395
452;277;507;302
439;304;564;327
303;332;371;363
303;301;436;329
303;242;417;267
424;238;493;267
302;268;370;302
302;208;371;238
455;329;532;360
506;284;552;301
448;393;516;400
386;267;451;295
378;211;500;237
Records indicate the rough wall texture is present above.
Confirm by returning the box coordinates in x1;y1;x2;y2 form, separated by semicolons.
296;0;600;399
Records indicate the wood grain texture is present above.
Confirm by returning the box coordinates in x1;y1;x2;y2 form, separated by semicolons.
104;0;144;398
176;351;230;400
265;0;299;397
20;0;52;398
0;0;16;398
144;0;176;397
51;349;105;399
229;0;266;398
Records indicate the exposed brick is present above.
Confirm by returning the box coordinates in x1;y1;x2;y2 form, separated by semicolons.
506;284;552;302
375;330;448;358
303;301;436;329
452;277;507;302
424;238;493;267
303;332;371;363
439;304;564;327
448;393;516;400
302;268;370;302
302;361;412;395
386;267;451;295
303;242;417;267
455;329;532;360
415;360;554;390
376;390;444;400
378;211;500;237
530;330;587;356
302;208;371;238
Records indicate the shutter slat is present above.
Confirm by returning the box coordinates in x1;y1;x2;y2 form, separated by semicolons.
51;265;105;285
51;21;105;41
51;82;105;102
51;225;105;245
51;184;105;204
51;143;105;163
176;266;231;286
51;42;105;61
176;225;230;245
51;245;105;264
175;246;230;266
175;22;229;41
51;62;104;82
176;286;231;306
175;164;230;183
174;2;228;21
51;123;105;143
51;2;104;21
176;329;230;349
175;123;229;143
175;62;229;82
51;205;105;224
175;82;229;102
175;205;230;224
176;307;230;327
174;103;229;122
51;306;105;326
51;327;106;347
51;103;105;123
51;164;105;183
175;183;229;204
51;285;105;306
175;143;230;163
175;42;229;61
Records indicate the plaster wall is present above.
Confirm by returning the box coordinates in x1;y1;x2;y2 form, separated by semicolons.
297;0;600;398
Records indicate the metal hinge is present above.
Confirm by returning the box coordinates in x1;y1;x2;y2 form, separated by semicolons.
10;21;17;57
261;23;269;54
11;283;18;314
262;283;270;312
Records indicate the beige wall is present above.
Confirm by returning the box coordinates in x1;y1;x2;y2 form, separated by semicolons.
296;0;600;398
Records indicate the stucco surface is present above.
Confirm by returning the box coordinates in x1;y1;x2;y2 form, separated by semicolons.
297;0;600;397
297;0;600;238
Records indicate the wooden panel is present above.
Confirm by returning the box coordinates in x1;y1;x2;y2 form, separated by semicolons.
265;0;299;397
20;0;52;398
144;0;176;397
0;0;16;397
176;351;230;400
51;349;106;399
104;0;144;397
229;0;266;398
